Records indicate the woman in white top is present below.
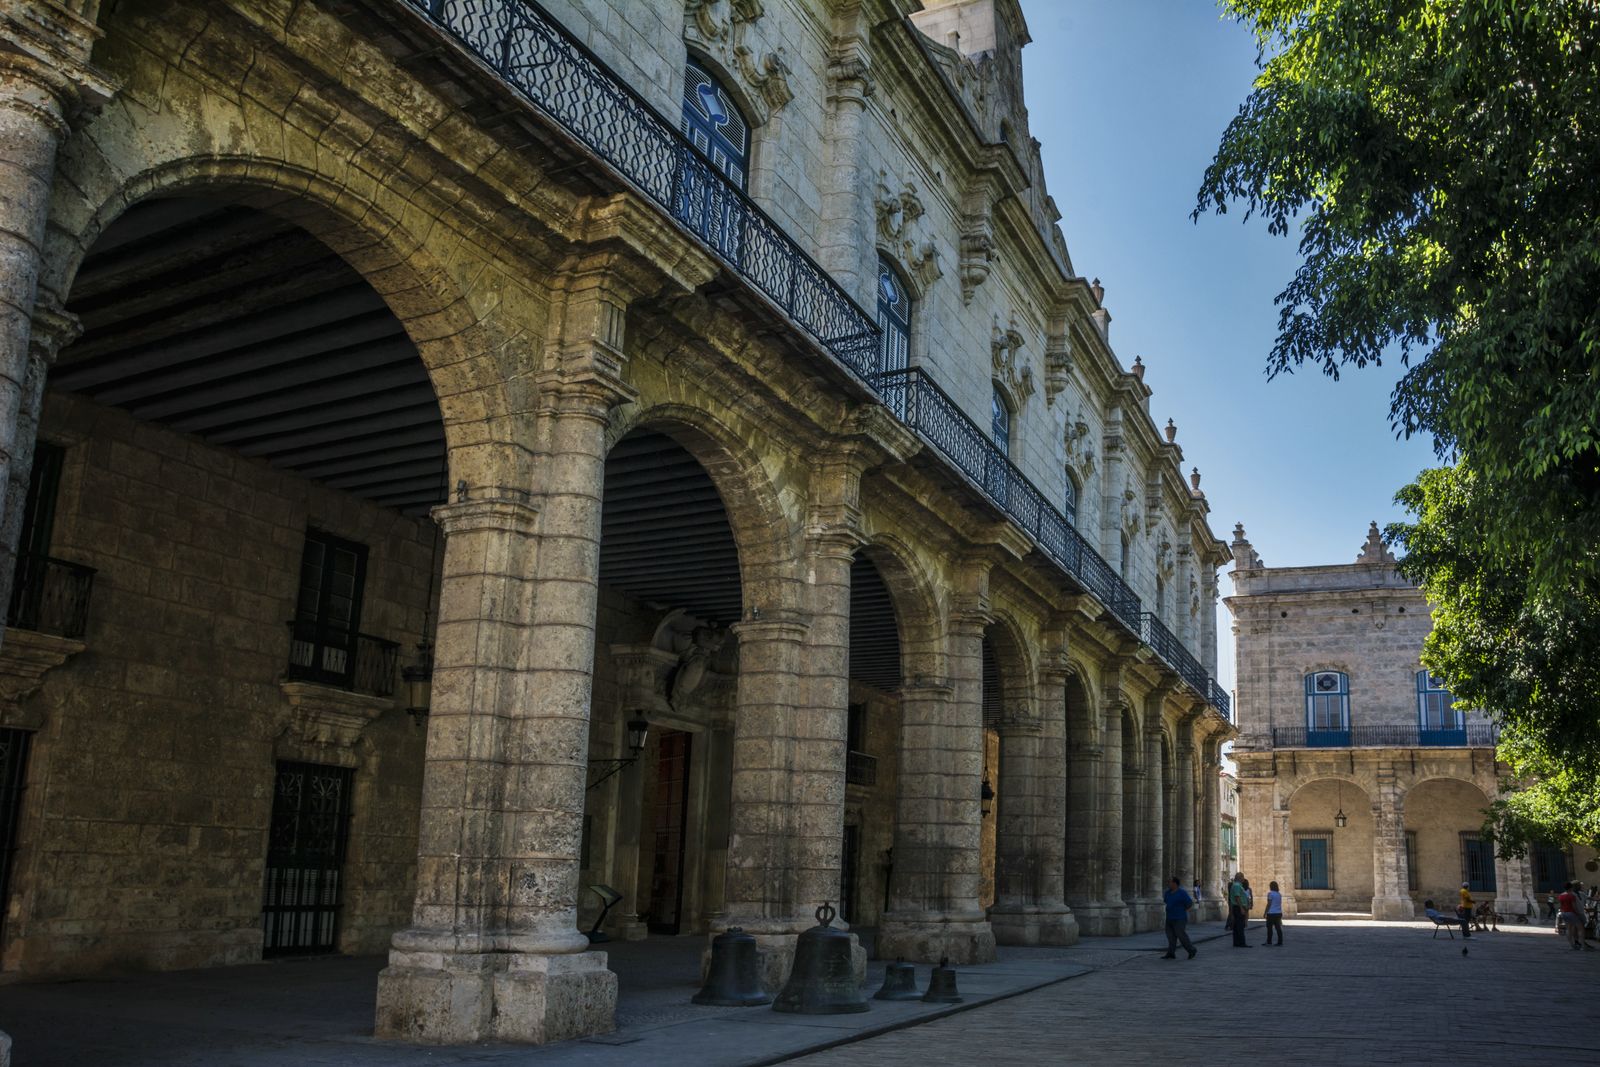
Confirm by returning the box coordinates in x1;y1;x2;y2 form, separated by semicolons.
1263;880;1284;945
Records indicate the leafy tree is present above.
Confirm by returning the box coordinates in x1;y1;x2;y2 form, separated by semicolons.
1198;1;1600;848
1196;0;1600;592
1388;466;1600;851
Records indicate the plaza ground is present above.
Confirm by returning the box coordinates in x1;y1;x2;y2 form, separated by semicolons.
1;919;1595;1065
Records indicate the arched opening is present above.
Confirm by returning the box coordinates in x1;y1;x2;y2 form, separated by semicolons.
581;427;744;942
1062;671;1097;912
1286;778;1374;914
1120;709;1140;904
681;59;751;189
5;196;451;975
876;257;912;374
1404;778;1494;908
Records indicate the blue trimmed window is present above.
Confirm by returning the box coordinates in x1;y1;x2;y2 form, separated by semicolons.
876;259;910;374
681;60;749;189
1064;469;1079;527
1297;833;1331;890
1305;672;1350;745
1416;670;1465;744
991;387;1011;453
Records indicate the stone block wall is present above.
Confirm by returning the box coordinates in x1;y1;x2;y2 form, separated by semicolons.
2;391;431;975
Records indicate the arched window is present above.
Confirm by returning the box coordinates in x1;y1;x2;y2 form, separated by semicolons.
681;60;750;189
1064;468;1079;526
876;258;910;374
991;386;1011;454
1305;671;1351;743
1416;670;1465;742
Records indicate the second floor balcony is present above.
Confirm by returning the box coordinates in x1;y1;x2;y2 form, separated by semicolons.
1269;724;1498;750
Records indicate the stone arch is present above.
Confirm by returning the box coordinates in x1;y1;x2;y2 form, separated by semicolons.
606;401;800;616
1286;776;1376;910
1401;776;1496;904
983;610;1036;724
855;532;946;684
42;155;524;486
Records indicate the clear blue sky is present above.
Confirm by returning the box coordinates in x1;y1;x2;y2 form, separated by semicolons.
1019;1;1439;694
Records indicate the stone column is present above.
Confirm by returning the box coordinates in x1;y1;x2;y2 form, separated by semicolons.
990;637;1076;945
1493;851;1534;922
1198;737;1223;916
0;3;113;633
607;755;649;942
377;251;653;1045
1370;762;1413;919
879;606;996;963
698;722;734;926
1174;712;1197;893
1134;713;1167;930
1235;756;1288;917
818;40;875;300
1075;663;1132;936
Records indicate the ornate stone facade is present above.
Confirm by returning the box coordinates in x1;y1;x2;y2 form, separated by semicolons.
0;0;1235;1047
1228;523;1597;920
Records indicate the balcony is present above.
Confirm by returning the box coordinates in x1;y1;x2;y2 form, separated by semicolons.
394;0;1231;721
845;750;878;787
285;621;400;698
1270;724;1498;749
6;554;95;640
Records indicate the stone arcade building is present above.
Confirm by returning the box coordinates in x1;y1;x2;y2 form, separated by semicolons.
0;0;1234;1046
1229;523;1597;920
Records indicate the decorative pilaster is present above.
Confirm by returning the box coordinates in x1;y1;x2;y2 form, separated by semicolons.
1370;762;1413;919
1074;660;1133;936
1197;736;1224;915
1174;710;1199;895
1134;701;1171;930
817;38;875;299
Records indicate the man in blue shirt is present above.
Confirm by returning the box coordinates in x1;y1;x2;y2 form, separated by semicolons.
1161;876;1198;959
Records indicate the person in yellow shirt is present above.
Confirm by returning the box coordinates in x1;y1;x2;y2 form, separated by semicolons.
1457;882;1475;932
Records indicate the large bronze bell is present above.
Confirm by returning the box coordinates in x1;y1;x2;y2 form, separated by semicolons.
693;927;772;1006
771;902;868;1015
921;957;962;1004
872;958;921;1001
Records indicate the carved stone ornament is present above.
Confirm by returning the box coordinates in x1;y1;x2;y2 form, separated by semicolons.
875;171;943;288
277;681;394;767
1044;329;1071;403
991;313;1034;403
683;0;792;118
959;226;994;304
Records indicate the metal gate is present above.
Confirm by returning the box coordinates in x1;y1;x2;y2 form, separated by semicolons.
0;729;31;940
262;762;353;957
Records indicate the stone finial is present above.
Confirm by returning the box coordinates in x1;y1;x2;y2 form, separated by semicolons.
1230;522;1259;571
1357;520;1396;565
1190;466;1202;492
1165;418;1177;443
1090;277;1104;305
1132;355;1145;382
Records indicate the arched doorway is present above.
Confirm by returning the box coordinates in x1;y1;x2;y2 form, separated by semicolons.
1404;778;1494;910
1286;778;1375;914
3;196;453;975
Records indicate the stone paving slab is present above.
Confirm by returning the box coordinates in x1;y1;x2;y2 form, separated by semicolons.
0;924;1237;1067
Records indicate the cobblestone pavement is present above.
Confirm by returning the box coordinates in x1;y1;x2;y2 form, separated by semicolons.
789;920;1600;1067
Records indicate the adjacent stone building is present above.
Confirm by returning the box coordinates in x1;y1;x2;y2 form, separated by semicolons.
1228;523;1597;920
0;0;1235;1046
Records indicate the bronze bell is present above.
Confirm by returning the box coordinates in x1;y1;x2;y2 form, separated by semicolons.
772;902;868;1015
693;927;772;1007
921;957;962;1004
872;957;921;1001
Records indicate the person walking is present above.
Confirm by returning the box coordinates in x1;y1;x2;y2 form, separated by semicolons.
1262;880;1284;945
1457;881;1475;931
1557;882;1590;950
1161;876;1198;960
1228;872;1250;947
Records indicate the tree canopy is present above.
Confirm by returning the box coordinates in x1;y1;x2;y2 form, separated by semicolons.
1196;0;1600;592
1198;1;1600;848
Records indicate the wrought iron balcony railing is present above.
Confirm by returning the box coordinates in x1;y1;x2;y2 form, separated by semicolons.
846;750;878;787
6;554;95;640
285;621;401;698
1271;724;1498;749
397;0;1232;721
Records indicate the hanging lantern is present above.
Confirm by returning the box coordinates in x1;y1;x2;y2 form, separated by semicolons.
627;716;650;754
1334;779;1348;828
403;640;434;720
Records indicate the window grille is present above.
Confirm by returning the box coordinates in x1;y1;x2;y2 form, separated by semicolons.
1404;830;1419;891
1460;832;1496;893
876;259;910;374
1304;672;1351;743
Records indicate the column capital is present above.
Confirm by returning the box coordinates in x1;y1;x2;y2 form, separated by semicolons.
28;300;79;361
899;678;954;701
728;616;809;645
430;495;540;537
0;2;117;122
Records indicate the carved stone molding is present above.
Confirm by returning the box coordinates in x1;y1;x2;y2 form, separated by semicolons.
684;0;792;120
959;227;993;304
1043;328;1071;403
990;313;1034;405
277;681;395;768
0;627;84;728
875;171;942;289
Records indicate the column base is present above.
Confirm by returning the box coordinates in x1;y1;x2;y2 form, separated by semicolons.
1132;896;1164;932
1071;901;1133;937
1371;895;1416;921
375;948;616;1045
613;919;649;942
876;916;996;964
988;905;1079;946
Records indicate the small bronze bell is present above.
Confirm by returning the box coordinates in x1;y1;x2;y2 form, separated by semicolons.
693;927;772;1006
921;957;962;1004
771;902;868;1015
872;958;921;1001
